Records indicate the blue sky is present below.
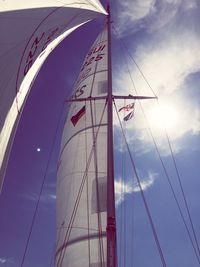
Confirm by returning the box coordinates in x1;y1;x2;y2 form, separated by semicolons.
112;1;200;266
0;0;200;266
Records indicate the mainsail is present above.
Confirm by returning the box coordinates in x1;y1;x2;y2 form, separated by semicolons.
0;0;106;191
56;26;109;266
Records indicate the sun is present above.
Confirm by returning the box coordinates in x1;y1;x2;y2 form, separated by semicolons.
147;103;180;134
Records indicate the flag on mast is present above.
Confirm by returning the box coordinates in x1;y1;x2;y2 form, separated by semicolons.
123;110;134;121
118;102;135;112
118;102;135;121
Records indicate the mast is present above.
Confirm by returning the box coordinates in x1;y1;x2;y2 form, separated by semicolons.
107;2;117;267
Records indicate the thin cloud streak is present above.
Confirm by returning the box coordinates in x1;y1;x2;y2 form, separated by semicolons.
115;171;157;205
0;257;14;265
19;192;56;204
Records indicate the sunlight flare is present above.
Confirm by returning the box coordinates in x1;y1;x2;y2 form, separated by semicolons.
148;103;180;134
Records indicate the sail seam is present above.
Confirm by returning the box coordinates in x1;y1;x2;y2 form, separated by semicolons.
77;69;108;87
55;231;107;257
57;123;107;170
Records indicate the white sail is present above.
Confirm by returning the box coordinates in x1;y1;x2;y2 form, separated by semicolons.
0;0;106;191
56;26;108;267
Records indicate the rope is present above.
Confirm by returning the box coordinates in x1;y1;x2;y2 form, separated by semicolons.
131;190;135;267
123;101;127;267
90;99;105;267
88;28;106;266
114;101;168;267
113;30;200;264
112;25;157;98
119;137;123;267
141;103;200;264
56;102;107;267
126;68;200;264
20;101;66;267
56;143;94;266
57;27;107;267
118;102;126;267
56;137;96;266
84;100;91;267
165;124;200;256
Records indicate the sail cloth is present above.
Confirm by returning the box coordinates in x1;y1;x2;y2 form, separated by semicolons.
56;26;108;267
0;0;106;191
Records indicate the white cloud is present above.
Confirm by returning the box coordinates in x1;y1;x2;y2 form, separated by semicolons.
115;171;157;205
115;0;198;35
114;27;200;154
118;0;156;21
135;34;200;95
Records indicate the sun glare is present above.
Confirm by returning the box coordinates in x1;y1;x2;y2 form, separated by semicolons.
148;104;179;134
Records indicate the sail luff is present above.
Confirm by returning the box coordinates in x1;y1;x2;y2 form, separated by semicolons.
106;4;117;267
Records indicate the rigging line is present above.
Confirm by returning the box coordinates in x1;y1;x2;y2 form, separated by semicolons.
85;27;106;266
49;243;56;267
123;100;127;267
56;137;96;267
131;184;135;267
84;100;91;267
56;125;95;266
51;222;66;267
90;99;105;267
89;24;105;98
94;100;105;267
20;101;66;267
50;222;65;267
114;102;168;267
113;22;200;264
119;99;125;267
130;86;200;262
124;33;200;255
129;95;200;262
57;102;107;267
55;131;84;264
91;100;104;266
112;25;157;98
56;101;93;265
157;107;200;256
56;102;107;267
167;132;200;255
114;33;200;263
122;145;126;267
138;102;200;264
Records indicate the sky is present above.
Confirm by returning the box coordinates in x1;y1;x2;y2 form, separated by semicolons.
0;0;200;266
